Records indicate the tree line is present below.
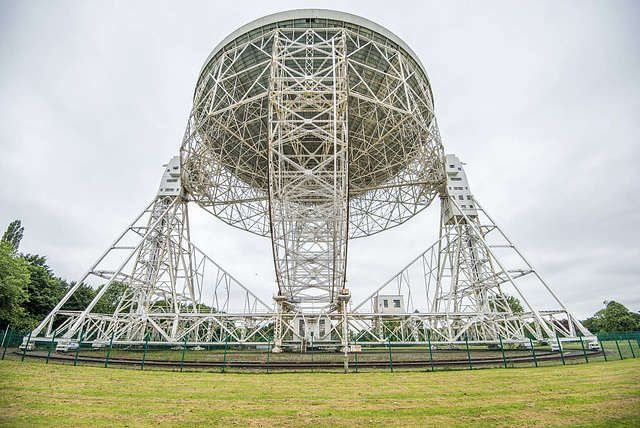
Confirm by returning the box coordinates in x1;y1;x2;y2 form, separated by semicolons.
581;300;640;333
0;220;122;330
1;219;638;332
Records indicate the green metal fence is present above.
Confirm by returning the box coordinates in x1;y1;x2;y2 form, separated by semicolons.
1;328;637;373
1;328;29;360
596;331;640;341
597;331;639;361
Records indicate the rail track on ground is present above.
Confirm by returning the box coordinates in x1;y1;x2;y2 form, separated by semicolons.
17;349;601;371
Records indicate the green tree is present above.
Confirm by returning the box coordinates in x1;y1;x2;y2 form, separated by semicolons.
581;316;600;333
601;301;638;332
631;312;640;327
93;282;126;314
21;254;66;323
58;282;126;314
1;220;24;253
60;282;96;311
505;294;524;314
490;294;524;314
582;301;639;333
0;241;30;329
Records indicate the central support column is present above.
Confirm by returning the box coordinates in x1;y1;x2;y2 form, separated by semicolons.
268;29;349;313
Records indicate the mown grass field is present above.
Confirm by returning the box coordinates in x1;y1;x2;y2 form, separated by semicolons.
1;358;639;427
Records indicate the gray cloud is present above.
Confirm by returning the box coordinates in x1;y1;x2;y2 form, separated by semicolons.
1;0;638;320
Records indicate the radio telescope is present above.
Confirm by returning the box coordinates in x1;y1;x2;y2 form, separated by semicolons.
31;10;594;359
181;9;444;311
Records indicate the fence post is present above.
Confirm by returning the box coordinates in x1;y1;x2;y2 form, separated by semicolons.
21;331;32;362
354;337;358;373
46;330;57;364
2;329;13;360
627;339;636;359
0;327;9;349
104;331;115;368
555;332;565;365
267;333;271;374
141;332;150;370
597;334;607;362
579;334;589;363
427;330;434;372
499;334;507;369
387;335;393;373
528;337;538;367
614;339;623;360
74;329;84;366
310;332;314;373
465;334;472;370
222;332;229;373
180;334;188;373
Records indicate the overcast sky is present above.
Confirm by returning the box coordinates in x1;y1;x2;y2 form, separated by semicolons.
1;0;638;320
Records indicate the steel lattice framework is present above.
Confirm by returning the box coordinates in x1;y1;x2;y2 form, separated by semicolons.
351;195;592;345
181;17;445;239
267;30;349;307
180;12;445;312
29;10;595;358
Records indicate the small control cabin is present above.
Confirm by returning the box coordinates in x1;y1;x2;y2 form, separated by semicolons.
374;295;405;314
295;315;333;341
157;156;181;196
443;154;478;224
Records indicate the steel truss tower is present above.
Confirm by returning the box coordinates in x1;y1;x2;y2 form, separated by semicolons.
29;10;595;353
352;155;592;346
31;158;273;349
268;29;349;308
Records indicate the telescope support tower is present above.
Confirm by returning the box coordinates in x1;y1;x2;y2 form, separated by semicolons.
268;29;350;309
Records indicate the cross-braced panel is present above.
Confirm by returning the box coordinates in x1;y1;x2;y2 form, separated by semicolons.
268;29;349;308
349;192;594;345
30;193;273;347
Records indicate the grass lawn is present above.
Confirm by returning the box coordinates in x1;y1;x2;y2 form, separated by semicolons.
0;358;639;427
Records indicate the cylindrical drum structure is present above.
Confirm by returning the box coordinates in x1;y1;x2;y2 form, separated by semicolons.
181;10;446;309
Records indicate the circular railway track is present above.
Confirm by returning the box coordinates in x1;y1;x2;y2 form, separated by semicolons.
18;349;601;371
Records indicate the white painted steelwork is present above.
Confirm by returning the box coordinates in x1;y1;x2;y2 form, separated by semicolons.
30;10;593;356
351;159;594;344
181;10;445;314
